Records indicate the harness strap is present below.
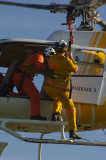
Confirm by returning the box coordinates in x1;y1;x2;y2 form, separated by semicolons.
47;79;70;91
18;73;27;90
69;79;72;99
50;73;72;78
15;65;31;90
23;61;36;74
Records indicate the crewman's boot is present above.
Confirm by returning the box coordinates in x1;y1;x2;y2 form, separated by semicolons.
69;130;82;139
51;112;63;121
30;116;47;120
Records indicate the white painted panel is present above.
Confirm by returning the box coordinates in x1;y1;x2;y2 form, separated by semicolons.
71;76;103;105
48;30;94;46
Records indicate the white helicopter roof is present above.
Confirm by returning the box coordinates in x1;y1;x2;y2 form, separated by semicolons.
0;38;106;68
0;38;57;67
0;38;56;46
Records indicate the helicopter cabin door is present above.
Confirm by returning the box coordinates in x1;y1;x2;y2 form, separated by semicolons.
71;47;106;106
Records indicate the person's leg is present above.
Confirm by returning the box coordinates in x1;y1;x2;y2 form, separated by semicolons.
53;98;62;115
45;85;63;121
51;98;63;121
22;77;40;116
56;91;77;131
13;73;46;120
45;84;81;139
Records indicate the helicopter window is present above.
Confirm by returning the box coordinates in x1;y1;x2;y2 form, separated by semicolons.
94;59;100;64
73;50;105;76
75;56;80;62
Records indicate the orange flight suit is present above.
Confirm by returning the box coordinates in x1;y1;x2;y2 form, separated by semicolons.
12;51;45;116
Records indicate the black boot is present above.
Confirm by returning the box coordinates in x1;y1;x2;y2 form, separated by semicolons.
30;116;47;120
51;112;63;121
69;130;82;139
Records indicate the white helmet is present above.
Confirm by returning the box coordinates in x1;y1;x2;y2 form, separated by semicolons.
55;40;68;52
44;47;56;56
58;40;68;49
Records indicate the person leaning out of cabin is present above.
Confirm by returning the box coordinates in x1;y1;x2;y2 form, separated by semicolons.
12;48;56;121
44;40;82;139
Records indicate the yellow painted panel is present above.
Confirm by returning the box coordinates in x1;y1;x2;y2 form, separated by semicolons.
97;32;106;48
75;102;106;131
87;51;105;75
75;103;92;125
91;32;100;47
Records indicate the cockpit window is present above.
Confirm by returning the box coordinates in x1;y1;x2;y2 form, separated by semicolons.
73;49;105;76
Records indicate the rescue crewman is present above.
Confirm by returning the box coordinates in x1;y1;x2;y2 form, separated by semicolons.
44;40;82;139
12;48;56;120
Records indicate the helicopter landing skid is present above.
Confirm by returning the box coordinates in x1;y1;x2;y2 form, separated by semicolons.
0;118;106;160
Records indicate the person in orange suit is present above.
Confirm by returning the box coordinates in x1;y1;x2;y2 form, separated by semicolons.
12;48;56;120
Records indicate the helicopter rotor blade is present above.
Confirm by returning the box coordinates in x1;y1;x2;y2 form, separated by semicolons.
98;20;106;31
0;0;105;31
0;1;68;13
0;0;105;12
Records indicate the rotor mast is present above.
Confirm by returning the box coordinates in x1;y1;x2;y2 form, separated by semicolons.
62;6;75;52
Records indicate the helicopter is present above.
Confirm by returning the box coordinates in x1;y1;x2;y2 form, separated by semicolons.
0;0;106;159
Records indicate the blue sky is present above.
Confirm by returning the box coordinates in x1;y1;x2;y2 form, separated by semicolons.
0;0;106;160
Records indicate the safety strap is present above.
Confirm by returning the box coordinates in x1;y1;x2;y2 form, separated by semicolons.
18;72;31;90
18;73;26;90
47;79;70;91
66;109;76;114
22;61;36;74
69;79;72;99
50;73;72;78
